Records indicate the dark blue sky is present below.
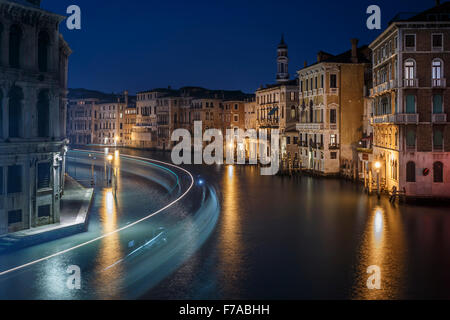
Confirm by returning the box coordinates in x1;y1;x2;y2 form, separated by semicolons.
42;0;434;94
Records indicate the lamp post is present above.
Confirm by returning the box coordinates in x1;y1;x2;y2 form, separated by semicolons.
375;161;381;199
107;154;113;186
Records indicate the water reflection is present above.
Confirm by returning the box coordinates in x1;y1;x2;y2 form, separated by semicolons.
353;202;405;299
94;188;124;299
219;165;243;291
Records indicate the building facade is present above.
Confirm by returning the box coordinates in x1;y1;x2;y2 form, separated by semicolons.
0;0;71;235
296;40;371;177
67;98;98;145
369;2;450;199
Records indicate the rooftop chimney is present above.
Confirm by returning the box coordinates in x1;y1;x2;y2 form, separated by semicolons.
351;38;359;64
304;61;308;68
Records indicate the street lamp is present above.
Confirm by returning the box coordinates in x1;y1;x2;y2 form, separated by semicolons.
107;154;113;186
375;161;381;199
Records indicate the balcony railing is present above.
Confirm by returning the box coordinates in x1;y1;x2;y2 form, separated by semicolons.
432;113;447;123
432;78;446;88
329;88;338;95
371;79;399;95
403;78;419;88
296;123;325;131
395;113;419;124
329;144;340;150
370;113;419;125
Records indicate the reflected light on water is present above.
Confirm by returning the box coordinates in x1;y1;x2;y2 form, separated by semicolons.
219;165;243;289
374;209;383;244
94;188;124;298
353;204;405;300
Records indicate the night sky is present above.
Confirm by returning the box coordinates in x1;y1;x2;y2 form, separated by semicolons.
42;0;434;94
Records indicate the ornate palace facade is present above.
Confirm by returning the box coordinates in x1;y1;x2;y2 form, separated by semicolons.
0;0;71;234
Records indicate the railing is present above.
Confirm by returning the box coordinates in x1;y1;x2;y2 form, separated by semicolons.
329;88;338;95
370;80;398;96
395;113;419;124
370;113;419;125
296;123;325;131
403;78;419;88
432;113;447;123
329;144;340;150
432;78;446;88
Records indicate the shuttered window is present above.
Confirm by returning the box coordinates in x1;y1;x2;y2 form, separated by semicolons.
433;95;443;114
433;129;443;150
406;95;415;113
406;129;416;147
38;162;51;189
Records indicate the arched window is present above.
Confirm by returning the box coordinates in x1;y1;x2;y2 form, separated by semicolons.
9;86;23;138
37;90;50;137
9;25;22;68
404;59;416;87
38;31;50;72
291;106;296;120
432;59;443;86
434;162;444;183
406;161;416;182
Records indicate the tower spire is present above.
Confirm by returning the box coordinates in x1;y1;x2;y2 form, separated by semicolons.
276;35;289;83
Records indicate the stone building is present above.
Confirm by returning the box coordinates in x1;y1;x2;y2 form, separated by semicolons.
296;39;371;177
255;37;299;161
67;98;98;145
0;0;71;235
133;89;170;148
123;102;136;146
369;1;450;199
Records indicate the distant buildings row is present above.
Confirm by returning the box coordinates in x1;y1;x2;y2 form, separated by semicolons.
67;1;450;200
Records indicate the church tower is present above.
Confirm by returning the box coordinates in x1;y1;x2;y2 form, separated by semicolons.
276;35;289;83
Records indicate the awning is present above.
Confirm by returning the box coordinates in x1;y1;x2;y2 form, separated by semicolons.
268;107;279;116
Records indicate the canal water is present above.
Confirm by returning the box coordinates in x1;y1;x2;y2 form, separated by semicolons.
125;149;450;300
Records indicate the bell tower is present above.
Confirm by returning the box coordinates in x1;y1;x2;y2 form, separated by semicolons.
276;35;289;83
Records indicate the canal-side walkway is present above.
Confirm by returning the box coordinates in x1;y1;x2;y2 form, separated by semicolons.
0;176;94;254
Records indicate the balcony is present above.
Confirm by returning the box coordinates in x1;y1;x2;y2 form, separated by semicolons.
329;144;340;150
329;88;338;95
432;113;447;123
370;80;398;97
395;113;419;124
296;123;325;131
403;79;419;88
370;113;419;125
432;78;446;88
